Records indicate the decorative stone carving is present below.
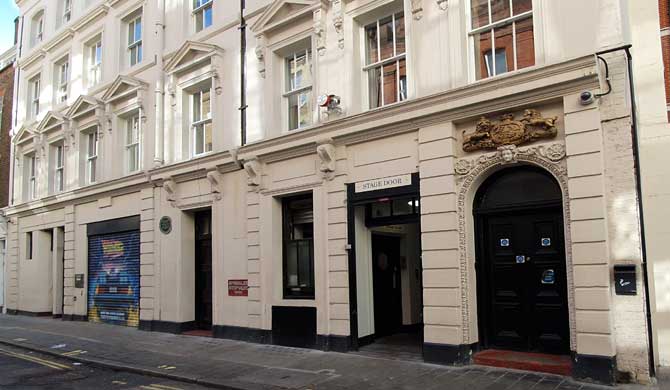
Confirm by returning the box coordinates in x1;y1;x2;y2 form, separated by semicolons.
316;140;336;180
163;179;177;205
244;159;262;190
255;35;266;78
454;141;576;350
436;0;448;11
411;0;423;20
206;170;223;201
330;0;344;49
313;8;327;56
462;109;558;152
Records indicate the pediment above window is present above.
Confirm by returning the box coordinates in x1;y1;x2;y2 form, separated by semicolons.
164;41;224;76
36;111;65;134
13;126;35;146
251;0;328;35
66;95;103;120
101;75;148;104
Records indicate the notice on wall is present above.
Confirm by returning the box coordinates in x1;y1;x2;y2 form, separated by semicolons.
228;279;249;297
355;174;412;193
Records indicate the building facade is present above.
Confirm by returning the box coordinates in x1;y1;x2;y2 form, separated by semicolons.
0;38;17;314
3;0;669;385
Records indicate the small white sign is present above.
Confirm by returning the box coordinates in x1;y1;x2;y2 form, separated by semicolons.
355;174;412;193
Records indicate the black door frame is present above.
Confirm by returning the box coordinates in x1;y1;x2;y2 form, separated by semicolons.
473;168;569;353
346;172;420;350
194;209;213;330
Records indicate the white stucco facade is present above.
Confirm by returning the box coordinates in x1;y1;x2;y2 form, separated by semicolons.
3;0;669;385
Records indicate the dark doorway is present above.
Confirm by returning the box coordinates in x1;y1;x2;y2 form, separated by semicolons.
372;234;402;337
195;210;213;330
475;166;570;354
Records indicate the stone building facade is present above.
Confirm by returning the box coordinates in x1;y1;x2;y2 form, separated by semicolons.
3;0;669;386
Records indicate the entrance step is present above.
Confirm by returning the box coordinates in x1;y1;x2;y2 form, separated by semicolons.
473;349;571;376
181;329;213;337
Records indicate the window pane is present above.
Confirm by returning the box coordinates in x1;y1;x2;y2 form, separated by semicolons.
368;66;381;108
135;18;142;41
392;198;413;216
195;124;204;155
204;6;213;28
193;92;201;121
286;242;298;287
399;59;407;101
128;22;134;45
288;94;299;130
202;90;211;118
137;43;143;63
128;145;138;172
371;201;391;218
493;23;512;74
365;24;378;65
382;61;398;105
471;0;489;28
491;0;510;23
196;12;204;31
298;240;312;287
294;52;310;89
378;16;394;61
513;0;532;15
89;159;96;182
515;17;535;70
298;91;312;128
473;30;492;80
130;47;137;66
204;122;213;152
395;13;405;54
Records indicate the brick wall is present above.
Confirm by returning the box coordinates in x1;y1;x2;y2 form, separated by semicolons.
0;63;14;208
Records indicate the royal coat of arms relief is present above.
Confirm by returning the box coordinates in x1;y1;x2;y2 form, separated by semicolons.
462;109;559;152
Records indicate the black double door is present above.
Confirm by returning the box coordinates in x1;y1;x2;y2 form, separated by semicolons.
477;208;570;354
195;211;213;330
372;234;403;337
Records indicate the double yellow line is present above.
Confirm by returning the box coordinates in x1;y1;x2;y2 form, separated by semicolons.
0;347;70;371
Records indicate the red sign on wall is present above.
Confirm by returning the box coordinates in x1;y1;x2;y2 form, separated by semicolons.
228;279;248;296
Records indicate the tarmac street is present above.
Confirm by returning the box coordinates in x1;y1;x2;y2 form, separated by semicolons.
0;344;212;390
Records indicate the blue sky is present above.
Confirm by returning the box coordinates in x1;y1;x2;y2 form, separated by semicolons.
0;0;18;54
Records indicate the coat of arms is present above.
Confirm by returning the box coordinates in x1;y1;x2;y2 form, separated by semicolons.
462;109;558;152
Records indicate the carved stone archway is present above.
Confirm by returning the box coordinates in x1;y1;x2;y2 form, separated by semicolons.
454;142;577;351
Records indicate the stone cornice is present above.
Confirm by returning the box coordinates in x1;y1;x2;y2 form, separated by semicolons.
237;55;599;162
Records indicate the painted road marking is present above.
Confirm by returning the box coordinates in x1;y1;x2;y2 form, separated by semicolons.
12;338;27;342
111;380;127;385
0;348;70;370
148;384;184;390
62;349;88;356
157;364;176;370
141;385;184;390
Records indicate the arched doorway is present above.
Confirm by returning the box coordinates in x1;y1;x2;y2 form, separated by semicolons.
474;165;570;354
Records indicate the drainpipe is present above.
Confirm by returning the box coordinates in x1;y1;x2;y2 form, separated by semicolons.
595;44;655;378
10;16;23;206
153;0;165;167
239;0;247;146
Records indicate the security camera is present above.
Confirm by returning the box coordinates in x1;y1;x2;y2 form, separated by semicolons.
579;91;595;106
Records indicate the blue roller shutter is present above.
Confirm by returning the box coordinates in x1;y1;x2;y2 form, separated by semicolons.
87;230;140;327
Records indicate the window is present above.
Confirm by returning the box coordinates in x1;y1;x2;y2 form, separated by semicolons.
282;194;315;299
33;12;44;46
86;131;98;184
28;155;37;199
191;88;212;156
285;50;313;130
126;114;140;172
470;0;534;80
194;0;213;32
29;75;41;117
54;144;64;192
56;58;69;103
127;14;143;66
364;12;407;109
88;37;102;86
26;232;33;260
62;0;72;24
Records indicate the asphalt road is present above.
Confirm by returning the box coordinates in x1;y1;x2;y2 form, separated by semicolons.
0;344;214;390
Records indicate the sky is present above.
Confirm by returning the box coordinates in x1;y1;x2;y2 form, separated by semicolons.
0;0;18;54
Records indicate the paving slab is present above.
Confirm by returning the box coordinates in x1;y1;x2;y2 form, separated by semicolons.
0;314;661;390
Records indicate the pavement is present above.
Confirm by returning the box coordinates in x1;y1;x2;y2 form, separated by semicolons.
0;314;662;390
0;343;212;390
